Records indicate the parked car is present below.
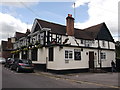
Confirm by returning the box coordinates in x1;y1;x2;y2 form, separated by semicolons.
10;59;34;72
0;57;6;64
4;58;15;68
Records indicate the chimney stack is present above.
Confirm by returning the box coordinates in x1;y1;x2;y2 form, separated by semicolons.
66;14;74;36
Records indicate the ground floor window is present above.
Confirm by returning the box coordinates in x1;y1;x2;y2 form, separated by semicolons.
65;50;73;60
100;52;106;59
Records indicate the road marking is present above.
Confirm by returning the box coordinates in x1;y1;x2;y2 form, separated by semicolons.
33;72;120;88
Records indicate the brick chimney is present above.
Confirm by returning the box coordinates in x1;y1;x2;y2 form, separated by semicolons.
66;14;74;36
7;38;13;49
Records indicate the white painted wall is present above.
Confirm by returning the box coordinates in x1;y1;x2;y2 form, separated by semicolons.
101;50;115;67
19;52;22;59
36;47;48;64
47;46;115;70
109;42;115;49
28;50;31;60
47;46;89;70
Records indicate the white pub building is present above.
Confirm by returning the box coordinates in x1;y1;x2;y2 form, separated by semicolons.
13;14;115;72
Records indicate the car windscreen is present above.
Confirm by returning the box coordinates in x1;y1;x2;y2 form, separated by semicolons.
19;60;32;64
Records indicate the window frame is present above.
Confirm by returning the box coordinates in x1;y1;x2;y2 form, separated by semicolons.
65;50;73;60
100;52;106;60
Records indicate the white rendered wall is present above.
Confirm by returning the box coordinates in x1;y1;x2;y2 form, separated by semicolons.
47;46;89;70
47;46;115;70
36;47;48;64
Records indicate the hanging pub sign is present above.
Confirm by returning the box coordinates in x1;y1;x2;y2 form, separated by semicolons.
74;49;81;60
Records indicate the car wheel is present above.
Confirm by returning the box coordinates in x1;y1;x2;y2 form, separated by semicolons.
4;64;6;67
16;67;20;72
31;70;34;73
10;66;12;70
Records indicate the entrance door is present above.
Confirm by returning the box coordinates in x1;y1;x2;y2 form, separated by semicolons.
89;52;94;69
31;48;37;61
49;47;54;61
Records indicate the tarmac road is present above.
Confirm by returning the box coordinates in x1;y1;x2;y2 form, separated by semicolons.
2;66;80;88
1;64;120;89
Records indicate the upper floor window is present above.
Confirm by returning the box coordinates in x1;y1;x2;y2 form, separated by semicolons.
81;39;83;44
102;40;106;47
84;40;94;47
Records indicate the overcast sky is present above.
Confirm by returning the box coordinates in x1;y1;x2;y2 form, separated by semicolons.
0;0;119;42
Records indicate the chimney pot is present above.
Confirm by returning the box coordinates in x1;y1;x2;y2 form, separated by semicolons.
68;14;72;17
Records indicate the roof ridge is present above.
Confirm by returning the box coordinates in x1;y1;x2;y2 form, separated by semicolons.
36;18;66;27
84;22;104;31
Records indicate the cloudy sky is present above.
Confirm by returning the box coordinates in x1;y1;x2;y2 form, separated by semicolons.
0;0;119;42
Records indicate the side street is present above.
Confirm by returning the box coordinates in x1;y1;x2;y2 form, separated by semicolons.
1;64;120;88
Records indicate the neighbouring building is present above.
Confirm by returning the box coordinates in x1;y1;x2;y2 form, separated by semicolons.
12;14;115;71
1;31;30;59
1;38;14;59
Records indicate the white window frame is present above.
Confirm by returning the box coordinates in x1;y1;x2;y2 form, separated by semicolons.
65;50;73;60
100;52;106;60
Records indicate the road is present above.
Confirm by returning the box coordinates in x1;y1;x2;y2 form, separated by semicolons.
1;64;120;89
2;66;81;88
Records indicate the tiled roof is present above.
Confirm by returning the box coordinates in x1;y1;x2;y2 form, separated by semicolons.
14;32;26;40
35;18;114;42
36;19;104;40
37;19;66;35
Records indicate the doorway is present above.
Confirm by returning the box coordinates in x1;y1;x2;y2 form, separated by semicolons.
48;47;54;61
89;52;94;69
31;48;38;61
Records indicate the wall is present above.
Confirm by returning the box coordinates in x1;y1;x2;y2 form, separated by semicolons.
2;51;12;59
47;46;115;70
35;47;48;64
101;50;115;67
61;35;115;50
47;46;89;70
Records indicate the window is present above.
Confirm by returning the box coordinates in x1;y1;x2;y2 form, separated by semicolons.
102;41;105;47
69;51;73;58
81;40;83;44
74;49;81;60
65;51;69;59
65;50;73;59
100;52;106;59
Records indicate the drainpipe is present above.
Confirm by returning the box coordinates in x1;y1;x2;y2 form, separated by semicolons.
98;39;100;67
46;57;48;72
98;39;102;69
100;50;102;69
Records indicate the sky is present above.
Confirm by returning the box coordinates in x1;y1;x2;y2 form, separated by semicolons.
0;0;119;42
